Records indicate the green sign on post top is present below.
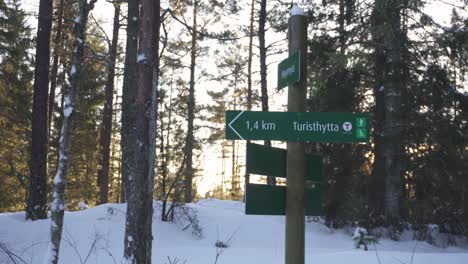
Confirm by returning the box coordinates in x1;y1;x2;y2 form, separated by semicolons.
226;110;370;143
277;51;300;90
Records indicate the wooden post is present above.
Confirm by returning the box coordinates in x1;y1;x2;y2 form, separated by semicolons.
285;6;307;264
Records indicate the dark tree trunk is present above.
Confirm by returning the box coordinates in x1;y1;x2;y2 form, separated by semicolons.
258;0;275;186
370;4;386;220
48;0;65;138
372;0;405;226
244;0;255;199
97;3;120;205
121;0;139;204
42;1;96;263
184;0;198;203
26;0;53;221
123;0;159;262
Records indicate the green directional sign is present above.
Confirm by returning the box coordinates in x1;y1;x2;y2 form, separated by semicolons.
245;184;322;216
246;143;321;182
278;51;300;90
226;110;370;142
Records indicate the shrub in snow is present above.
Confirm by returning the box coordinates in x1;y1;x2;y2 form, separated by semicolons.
353;227;378;251
176;205;203;239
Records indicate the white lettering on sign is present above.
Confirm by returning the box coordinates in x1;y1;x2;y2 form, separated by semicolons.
281;65;295;79
292;122;339;134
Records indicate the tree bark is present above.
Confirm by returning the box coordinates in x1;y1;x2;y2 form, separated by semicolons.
258;0;275;186
123;0;159;262
42;1;96;263
97;3;120;205
26;0;53;221
373;0;405;226
121;0;139;204
184;0;198;203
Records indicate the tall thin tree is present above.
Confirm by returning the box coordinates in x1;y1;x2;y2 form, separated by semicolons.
244;0;255;195
26;0;53;220
258;0;275;185
184;0;198;203
48;0;65;137
97;2;121;205
42;0;97;263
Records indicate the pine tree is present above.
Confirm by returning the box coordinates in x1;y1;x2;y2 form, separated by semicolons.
0;0;34;211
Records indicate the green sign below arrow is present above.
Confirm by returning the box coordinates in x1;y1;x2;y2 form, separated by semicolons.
226;110;370;143
277;51;300;90
245;184;322;216
246;143;321;182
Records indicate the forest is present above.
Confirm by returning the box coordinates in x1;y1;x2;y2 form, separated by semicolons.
0;0;467;263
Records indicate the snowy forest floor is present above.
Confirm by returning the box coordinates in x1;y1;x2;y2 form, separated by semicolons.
1;199;467;264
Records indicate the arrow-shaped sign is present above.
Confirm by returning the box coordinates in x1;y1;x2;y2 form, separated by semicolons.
227;110;245;140
225;110;369;143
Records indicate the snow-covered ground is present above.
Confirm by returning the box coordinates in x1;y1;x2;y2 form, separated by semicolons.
1;199;467;264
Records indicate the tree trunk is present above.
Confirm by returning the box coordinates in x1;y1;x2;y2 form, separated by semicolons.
184;0;198;203
370;2;386;220
48;0;65;138
121;0;139;204
258;0;275;186
373;0;405;226
26;0;53;221
244;0;255;199
123;0;159;262
97;3;120;205
42;1;96;263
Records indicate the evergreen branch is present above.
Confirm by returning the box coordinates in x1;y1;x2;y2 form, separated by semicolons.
90;14;112;46
435;0;468;11
164;8;248;41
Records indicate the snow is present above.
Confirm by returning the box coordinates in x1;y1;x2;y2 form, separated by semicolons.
53;174;62;184
137;53;146;63
0;199;467;263
74;16;81;24
379;85;384;92
70;65;76;76
76;38;83;44
63;95;73;117
291;5;305;16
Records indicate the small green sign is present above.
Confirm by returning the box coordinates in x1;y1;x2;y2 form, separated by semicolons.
245;184;322;216
226;110;370;142
277;51;300;90
246;143;321;182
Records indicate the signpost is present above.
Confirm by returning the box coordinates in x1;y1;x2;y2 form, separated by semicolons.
226;110;369;143
223;5;370;264
278;51;300;90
